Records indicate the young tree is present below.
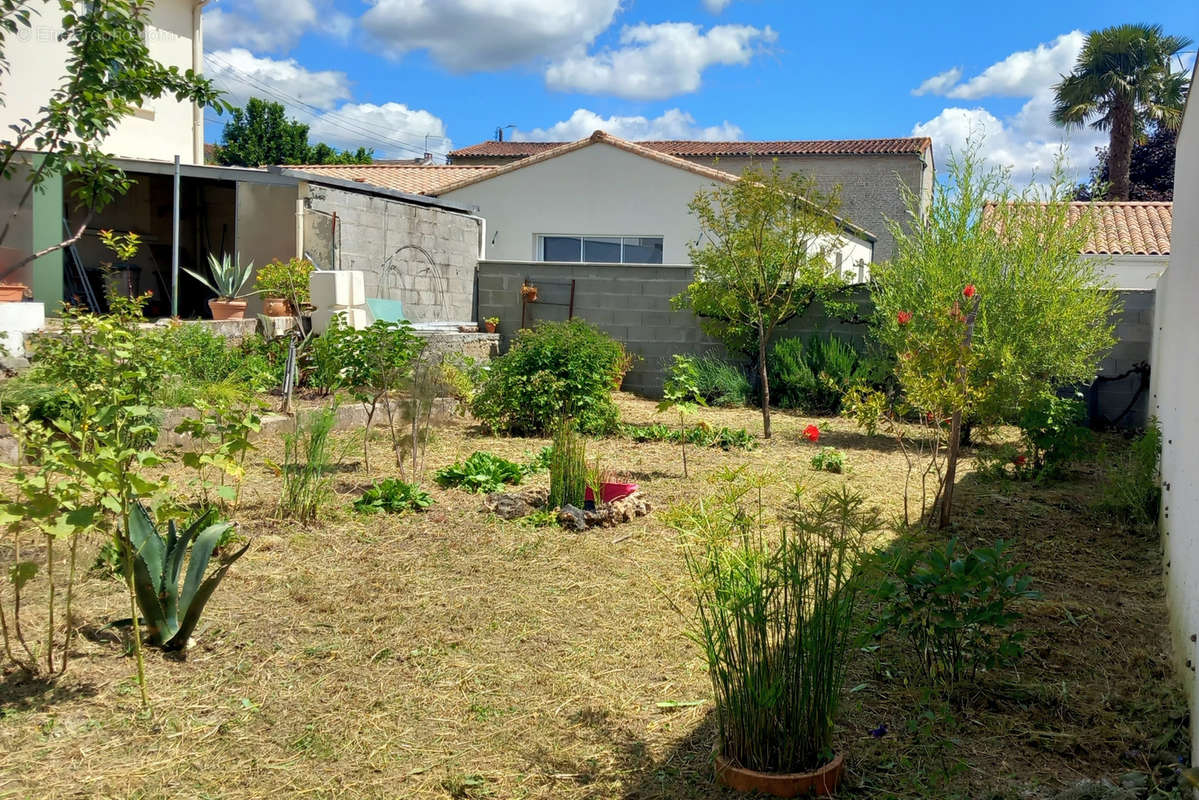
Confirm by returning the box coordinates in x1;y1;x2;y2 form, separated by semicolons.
673;163;853;438
216;98;373;167
1052;23;1191;201
870;142;1117;527
0;0;228;278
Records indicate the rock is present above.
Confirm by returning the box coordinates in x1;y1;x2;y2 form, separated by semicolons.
483;487;549;520
610;492;652;522
557;504;586;532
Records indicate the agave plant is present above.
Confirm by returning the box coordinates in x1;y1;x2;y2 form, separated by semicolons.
183;252;254;300
127;505;249;650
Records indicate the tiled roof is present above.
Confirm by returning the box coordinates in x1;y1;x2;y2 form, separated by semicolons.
449;137;932;159
984;201;1172;256
1073;201;1172;256
288;164;497;195
434;131;876;242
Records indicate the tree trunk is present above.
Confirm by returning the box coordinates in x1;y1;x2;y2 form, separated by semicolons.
939;410;962;529
1109;98;1135;201
758;333;772;439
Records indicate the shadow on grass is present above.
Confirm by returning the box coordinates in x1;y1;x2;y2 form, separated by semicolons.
0;670;98;712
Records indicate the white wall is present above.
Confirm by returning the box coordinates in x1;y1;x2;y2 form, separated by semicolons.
1151;62;1199;763
2;0;199;164
440;142;873;273
1086;254;1168;291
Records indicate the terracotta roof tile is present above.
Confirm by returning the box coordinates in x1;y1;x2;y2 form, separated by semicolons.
449;137;932;159
288;164;496;195
984;201;1172;256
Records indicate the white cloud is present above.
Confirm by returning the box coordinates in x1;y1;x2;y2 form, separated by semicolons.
545;22;776;100
205;48;353;111
911;31;1106;186
511;108;742;142
361;0;620;71
204;0;352;53
702;0;733;11
911;67;962;97
306;103;452;159
914;31;1085;99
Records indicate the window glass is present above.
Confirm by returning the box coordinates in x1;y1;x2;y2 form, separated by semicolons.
622;237;664;264
583;237;622;263
542;236;581;262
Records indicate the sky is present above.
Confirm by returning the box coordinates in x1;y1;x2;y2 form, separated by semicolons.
201;0;1199;185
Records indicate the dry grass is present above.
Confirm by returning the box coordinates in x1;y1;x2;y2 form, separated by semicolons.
0;395;1184;799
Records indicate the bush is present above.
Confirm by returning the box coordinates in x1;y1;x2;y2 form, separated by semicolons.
668;479;881;773
1018;390;1093;475
768;334;873;414
619;422;756;450
667;353;750;407
873;538;1038;686
434;451;524;494
471;320;624;435
810;446;846;473
1099;421;1161;526
353;479;434;514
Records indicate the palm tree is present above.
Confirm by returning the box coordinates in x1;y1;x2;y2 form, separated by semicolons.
1052;24;1192;201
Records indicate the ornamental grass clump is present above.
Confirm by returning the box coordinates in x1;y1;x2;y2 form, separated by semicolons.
668;475;881;773
548;420;587;509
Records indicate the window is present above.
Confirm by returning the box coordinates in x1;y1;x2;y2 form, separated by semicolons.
536;235;663;264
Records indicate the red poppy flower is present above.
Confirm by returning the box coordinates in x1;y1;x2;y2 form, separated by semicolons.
803;425;820;442
897;310;913;325
145;289;154;297
1013;455;1027;466
963;284;976;298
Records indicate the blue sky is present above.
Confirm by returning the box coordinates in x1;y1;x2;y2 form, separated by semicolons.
202;0;1198;183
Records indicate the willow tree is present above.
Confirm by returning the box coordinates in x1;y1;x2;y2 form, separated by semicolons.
673;163;854;439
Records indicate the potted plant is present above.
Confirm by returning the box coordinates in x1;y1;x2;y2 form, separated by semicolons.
671;482;877;798
0;282;31;302
482;316;499;333
255;257;312;317
520;282;538;303
183;252;254;320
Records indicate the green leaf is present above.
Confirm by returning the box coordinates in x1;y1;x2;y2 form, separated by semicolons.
9;561;38;590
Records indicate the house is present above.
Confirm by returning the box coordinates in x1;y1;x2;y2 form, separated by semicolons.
1;0;208;165
448;135;935;262
1071;201;1171;290
1150;57;1198;769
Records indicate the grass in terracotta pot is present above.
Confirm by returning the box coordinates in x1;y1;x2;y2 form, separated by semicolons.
183;252;254;320
667;478;881;797
255;257;312;316
482;316;499;333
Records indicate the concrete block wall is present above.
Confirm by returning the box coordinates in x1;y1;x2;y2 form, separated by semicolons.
1091;289;1154;427
303;183;480;323
477;261;871;397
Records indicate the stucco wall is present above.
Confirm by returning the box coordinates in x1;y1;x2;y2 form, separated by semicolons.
678;152;931;262
303;182;482;323
440;142;873;271
2;0;198;163
1151;64;1199;765
1085;254;1169;291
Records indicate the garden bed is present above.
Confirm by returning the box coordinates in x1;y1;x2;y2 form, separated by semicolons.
0;395;1184;799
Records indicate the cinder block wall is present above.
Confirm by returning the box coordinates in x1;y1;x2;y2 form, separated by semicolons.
303;183;480;323
477;261;871;397
479;261;1153;424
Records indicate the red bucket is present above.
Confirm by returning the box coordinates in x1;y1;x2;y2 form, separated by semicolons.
585;482;639;504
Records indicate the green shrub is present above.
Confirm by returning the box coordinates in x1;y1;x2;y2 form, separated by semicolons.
667;353;750;407
768;334;871;414
434;451;524;494
0;378;75;422
353;478;433;514
810;446;846;473
619;421;756;450
668;480;880;773
1099;421;1161;526
1018;390;1093;475
873;538;1038;686
549;422;586;509
470;320;623;435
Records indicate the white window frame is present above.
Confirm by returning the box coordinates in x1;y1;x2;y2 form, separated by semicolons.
535;234;664;264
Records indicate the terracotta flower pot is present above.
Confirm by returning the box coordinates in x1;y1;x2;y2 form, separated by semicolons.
483;321;497;333
262;295;291;317
208;298;247;320
0;283;30;302
521;285;538;302
714;752;845;798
